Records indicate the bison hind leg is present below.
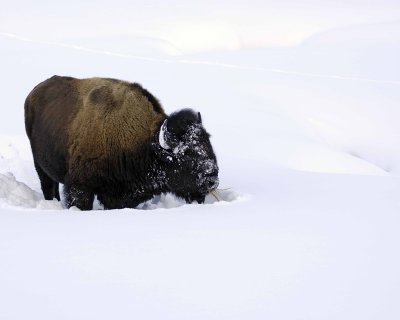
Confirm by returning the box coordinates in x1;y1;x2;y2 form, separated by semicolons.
34;161;60;201
63;184;94;210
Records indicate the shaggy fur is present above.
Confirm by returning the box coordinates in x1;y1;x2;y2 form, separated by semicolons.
25;76;219;210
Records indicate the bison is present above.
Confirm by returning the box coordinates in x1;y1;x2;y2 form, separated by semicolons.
24;76;219;210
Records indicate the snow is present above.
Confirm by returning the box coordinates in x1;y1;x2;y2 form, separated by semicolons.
0;172;58;209
2;2;400;319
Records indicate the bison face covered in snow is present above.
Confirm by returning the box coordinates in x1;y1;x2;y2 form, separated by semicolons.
152;109;219;203
24;76;219;210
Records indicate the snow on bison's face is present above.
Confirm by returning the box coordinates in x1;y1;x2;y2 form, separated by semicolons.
152;109;219;203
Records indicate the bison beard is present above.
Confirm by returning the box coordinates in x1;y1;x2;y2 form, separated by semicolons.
24;76;219;210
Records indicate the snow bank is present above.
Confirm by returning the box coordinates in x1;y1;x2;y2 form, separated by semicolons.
0;172;62;209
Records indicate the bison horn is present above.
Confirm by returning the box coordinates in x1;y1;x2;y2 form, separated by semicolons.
159;119;171;150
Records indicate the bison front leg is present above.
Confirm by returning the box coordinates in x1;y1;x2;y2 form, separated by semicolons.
63;184;95;210
97;191;151;210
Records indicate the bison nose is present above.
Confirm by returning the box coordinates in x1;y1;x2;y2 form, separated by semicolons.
206;176;219;191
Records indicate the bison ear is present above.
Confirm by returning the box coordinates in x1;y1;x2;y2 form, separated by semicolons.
198;112;202;123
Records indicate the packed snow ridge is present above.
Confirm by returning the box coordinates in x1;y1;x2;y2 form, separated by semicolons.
0;172;62;210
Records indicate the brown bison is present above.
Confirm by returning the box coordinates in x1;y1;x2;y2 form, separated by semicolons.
25;76;219;210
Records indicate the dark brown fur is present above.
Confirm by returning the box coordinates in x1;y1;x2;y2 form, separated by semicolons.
25;76;218;210
25;76;165;206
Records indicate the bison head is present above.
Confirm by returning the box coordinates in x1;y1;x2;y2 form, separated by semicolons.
152;109;219;203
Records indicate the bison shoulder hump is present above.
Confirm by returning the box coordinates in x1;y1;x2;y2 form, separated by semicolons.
127;82;164;114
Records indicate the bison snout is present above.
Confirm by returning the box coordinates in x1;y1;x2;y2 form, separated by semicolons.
205;176;219;191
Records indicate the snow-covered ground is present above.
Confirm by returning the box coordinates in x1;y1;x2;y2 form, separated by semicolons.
1;2;400;319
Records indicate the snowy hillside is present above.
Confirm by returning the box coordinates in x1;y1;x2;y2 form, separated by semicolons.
2;1;400;319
